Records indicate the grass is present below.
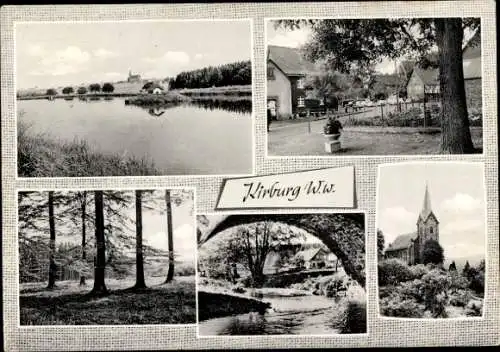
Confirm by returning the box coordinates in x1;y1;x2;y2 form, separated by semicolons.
268;119;483;156
20;276;196;325
18;121;162;177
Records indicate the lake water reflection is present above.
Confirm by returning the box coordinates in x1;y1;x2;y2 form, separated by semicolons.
18;97;253;175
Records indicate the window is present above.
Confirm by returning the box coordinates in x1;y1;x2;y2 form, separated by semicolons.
430;227;433;234
297;78;305;89
297;96;305;107
267;66;275;80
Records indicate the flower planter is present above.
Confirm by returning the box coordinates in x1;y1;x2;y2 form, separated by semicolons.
324;133;341;142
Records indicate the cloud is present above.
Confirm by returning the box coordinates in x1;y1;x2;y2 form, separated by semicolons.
146;223;195;262
26;44;45;57
143;51;190;65
194;53;204;60
440;218;483;236
29;46;91;76
268;28;311;48
93;48;119;59
382;206;415;223
104;72;121;77
441;193;482;212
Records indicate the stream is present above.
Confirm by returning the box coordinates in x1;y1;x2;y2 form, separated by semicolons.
198;290;342;336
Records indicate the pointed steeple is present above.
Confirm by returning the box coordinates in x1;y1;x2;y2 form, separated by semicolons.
419;182;433;221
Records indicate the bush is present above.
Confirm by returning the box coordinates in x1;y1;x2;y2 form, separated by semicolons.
77;86;87;95
410;264;429;279
397;279;425;303
465;299;483;317
102;83;115;93
422;239;444;265
421;269;451;317
175;264;195;277
334;300;367;333
380;294;424;318
449;289;472;307
378;259;414;286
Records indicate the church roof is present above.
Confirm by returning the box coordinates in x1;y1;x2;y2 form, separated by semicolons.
386;232;418;252
418;182;437;222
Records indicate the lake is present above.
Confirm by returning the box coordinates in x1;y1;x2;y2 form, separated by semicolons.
18;97;253;175
198;290;341;336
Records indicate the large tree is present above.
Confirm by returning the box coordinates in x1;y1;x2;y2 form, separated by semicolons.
275;18;480;153
164;190;175;283
91;191;108;295
134;190;146;289
47;191;57;289
422;239;445;265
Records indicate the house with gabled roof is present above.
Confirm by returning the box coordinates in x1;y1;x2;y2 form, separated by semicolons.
385;183;440;265
406;29;482;115
267;45;318;120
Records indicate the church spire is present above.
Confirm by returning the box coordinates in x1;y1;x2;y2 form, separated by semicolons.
419;182;433;221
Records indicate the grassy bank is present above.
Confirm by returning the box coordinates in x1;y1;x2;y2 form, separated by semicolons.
177;85;251;100
18;121;162;177
125;91;191;106
20;277;196;325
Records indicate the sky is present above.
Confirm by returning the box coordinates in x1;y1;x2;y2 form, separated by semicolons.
32;190;196;264
377;163;486;261
16;20;251;89
266;20;478;75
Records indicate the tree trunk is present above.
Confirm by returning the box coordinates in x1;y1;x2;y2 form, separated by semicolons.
165;190;175;283
134;190;146;289
91;191;108;295
435;18;475;153
80;191;87;286
47;191;57;289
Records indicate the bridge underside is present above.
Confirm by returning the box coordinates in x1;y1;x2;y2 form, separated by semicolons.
198;213;366;288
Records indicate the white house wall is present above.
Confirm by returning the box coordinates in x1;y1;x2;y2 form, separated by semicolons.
267;61;293;119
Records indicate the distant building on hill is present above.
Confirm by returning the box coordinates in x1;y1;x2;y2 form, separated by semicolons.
127;70;142;83
385;183;440;265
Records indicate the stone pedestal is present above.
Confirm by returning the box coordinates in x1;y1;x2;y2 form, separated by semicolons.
325;140;341;153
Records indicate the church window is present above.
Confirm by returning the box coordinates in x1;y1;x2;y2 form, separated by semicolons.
430;226;433;234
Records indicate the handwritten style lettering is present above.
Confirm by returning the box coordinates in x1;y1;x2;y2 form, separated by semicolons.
242;181;301;202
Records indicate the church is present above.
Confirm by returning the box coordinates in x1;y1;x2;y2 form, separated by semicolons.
385;183;440;265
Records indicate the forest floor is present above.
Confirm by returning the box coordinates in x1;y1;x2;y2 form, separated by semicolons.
19;276;196;325
268;119;483;156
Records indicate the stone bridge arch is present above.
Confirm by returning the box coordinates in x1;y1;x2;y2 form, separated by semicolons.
197;213;366;288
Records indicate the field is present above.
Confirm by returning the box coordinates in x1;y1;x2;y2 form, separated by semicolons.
20;276;196;325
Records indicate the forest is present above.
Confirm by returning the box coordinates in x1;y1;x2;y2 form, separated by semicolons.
169;60;251;89
18;189;196;325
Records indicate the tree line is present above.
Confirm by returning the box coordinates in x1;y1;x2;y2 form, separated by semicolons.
169;60;251;89
19;189;193;295
47;83;115;96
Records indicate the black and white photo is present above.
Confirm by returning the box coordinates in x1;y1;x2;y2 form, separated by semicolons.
377;163;486;319
196;213;366;336
18;188;196;325
266;18;482;156
16;20;253;177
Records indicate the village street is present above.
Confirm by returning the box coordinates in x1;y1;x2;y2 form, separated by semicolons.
268;117;483;156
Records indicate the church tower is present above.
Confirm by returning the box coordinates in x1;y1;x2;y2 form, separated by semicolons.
415;182;439;263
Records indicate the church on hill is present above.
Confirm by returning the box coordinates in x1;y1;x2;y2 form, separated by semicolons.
385;183;440;265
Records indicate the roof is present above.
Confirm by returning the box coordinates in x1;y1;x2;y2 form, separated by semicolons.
419;183;433;221
463;29;481;60
372;74;402;87
412;67;439;86
386;232;418;252
294;247;326;262
268;45;318;76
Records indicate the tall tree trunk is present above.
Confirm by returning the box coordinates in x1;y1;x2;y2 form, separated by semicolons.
80;191;87;286
435;18;475;154
47;191;57;289
134;190;146;289
91;191;108;295
165;190;174;283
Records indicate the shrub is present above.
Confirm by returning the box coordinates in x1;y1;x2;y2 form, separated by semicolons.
378;259;414;286
380;294;424;318
397;279;425;303
465;299;483;317
421;269;451;317
323;117;343;134
46;88;57;96
175;264;195;277
334;300;367;333
102;82;115;93
410;264;429;279
77;86;87;95
62;86;74;95
449;289;472;307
